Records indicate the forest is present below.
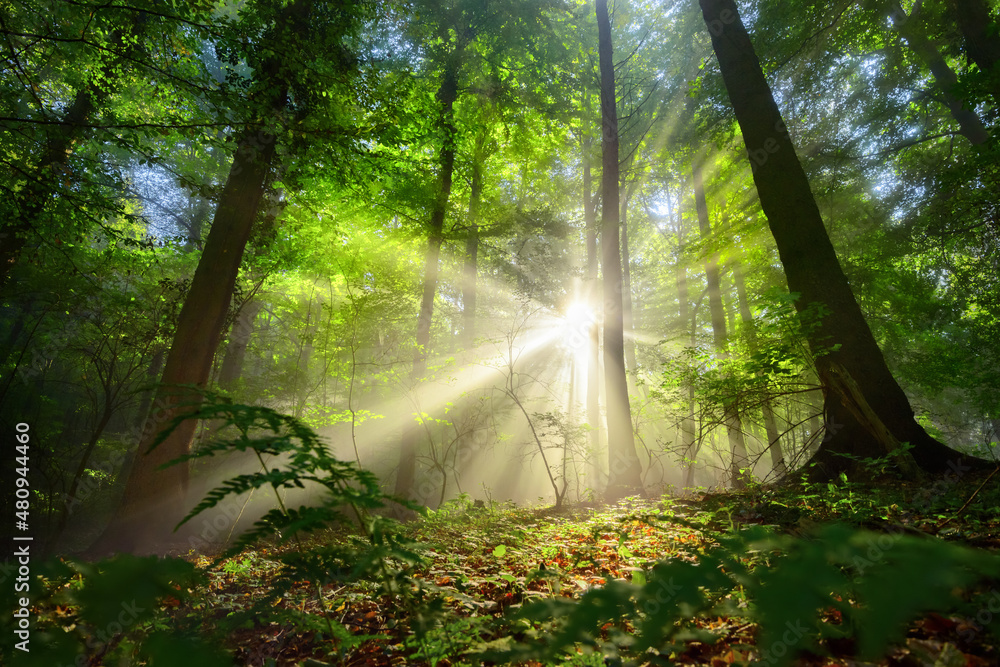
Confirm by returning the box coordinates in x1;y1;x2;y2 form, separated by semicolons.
2;0;1000;664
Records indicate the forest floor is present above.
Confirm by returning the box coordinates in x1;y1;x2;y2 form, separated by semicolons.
21;467;1000;666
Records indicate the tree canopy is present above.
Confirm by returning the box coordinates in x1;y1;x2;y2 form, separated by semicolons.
2;0;1000;662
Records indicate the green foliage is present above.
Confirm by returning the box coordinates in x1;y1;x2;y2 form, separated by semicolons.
481;522;1000;666
157;393;398;551
1;398;431;665
0;554;228;666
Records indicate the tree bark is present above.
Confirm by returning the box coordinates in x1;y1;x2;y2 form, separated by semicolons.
0;12;154;291
948;0;1000;106
219;299;262;389
92;1;311;553
698;0;984;480
597;0;643;499
582;97;603;480
888;0;990;145
733;262;785;477
621;183;637;379
396;61;460;500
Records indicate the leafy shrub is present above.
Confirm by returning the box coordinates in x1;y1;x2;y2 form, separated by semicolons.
0;554;228;666
480;522;1000;666
1;395;425;665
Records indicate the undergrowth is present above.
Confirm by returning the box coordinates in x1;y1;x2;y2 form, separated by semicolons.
3;398;1000;666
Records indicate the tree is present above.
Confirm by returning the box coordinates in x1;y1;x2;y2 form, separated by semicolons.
887;0;989;145
597;0;643;498
693;152;750;488
581;92;604;479
394;0;565;501
395;52;460;499
696;0;986;480
95;0;342;551
0;2;220;291
948;0;1000;106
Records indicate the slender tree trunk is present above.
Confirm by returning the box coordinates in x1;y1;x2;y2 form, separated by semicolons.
621;183;637;379
698;0;984;480
888;0;990;145
462;149;482;353
948;0;1000;106
457;139;484;482
733;262;785;477
693;156;725;349
57;402;116;538
582;100;602;483
93;1;313;553
0;17;146;291
694;154;750;488
667;190;699;488
397;62;460;500
677;257;699;489
597;0;643;499
219;299;262;389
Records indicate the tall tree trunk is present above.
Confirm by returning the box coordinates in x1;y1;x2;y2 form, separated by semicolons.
733;262;785;477
219;299;262;389
0;17;145;291
693;156;725;348
621;183;637;379
396;62;460;500
462;148;482;353
582;98;603;482
948;0;1000;107
693;153;750;489
597;0;643;499
93;1;312;553
457;139;484;482
676;255;699;489
99;125;278;552
665;189;699;488
698;0;983;480
888;0;990;145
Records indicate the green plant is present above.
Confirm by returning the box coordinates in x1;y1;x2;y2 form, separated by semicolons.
0;554;229;666
478;523;1000;667
2;396;439;666
160;395;438;658
220;556;254;576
